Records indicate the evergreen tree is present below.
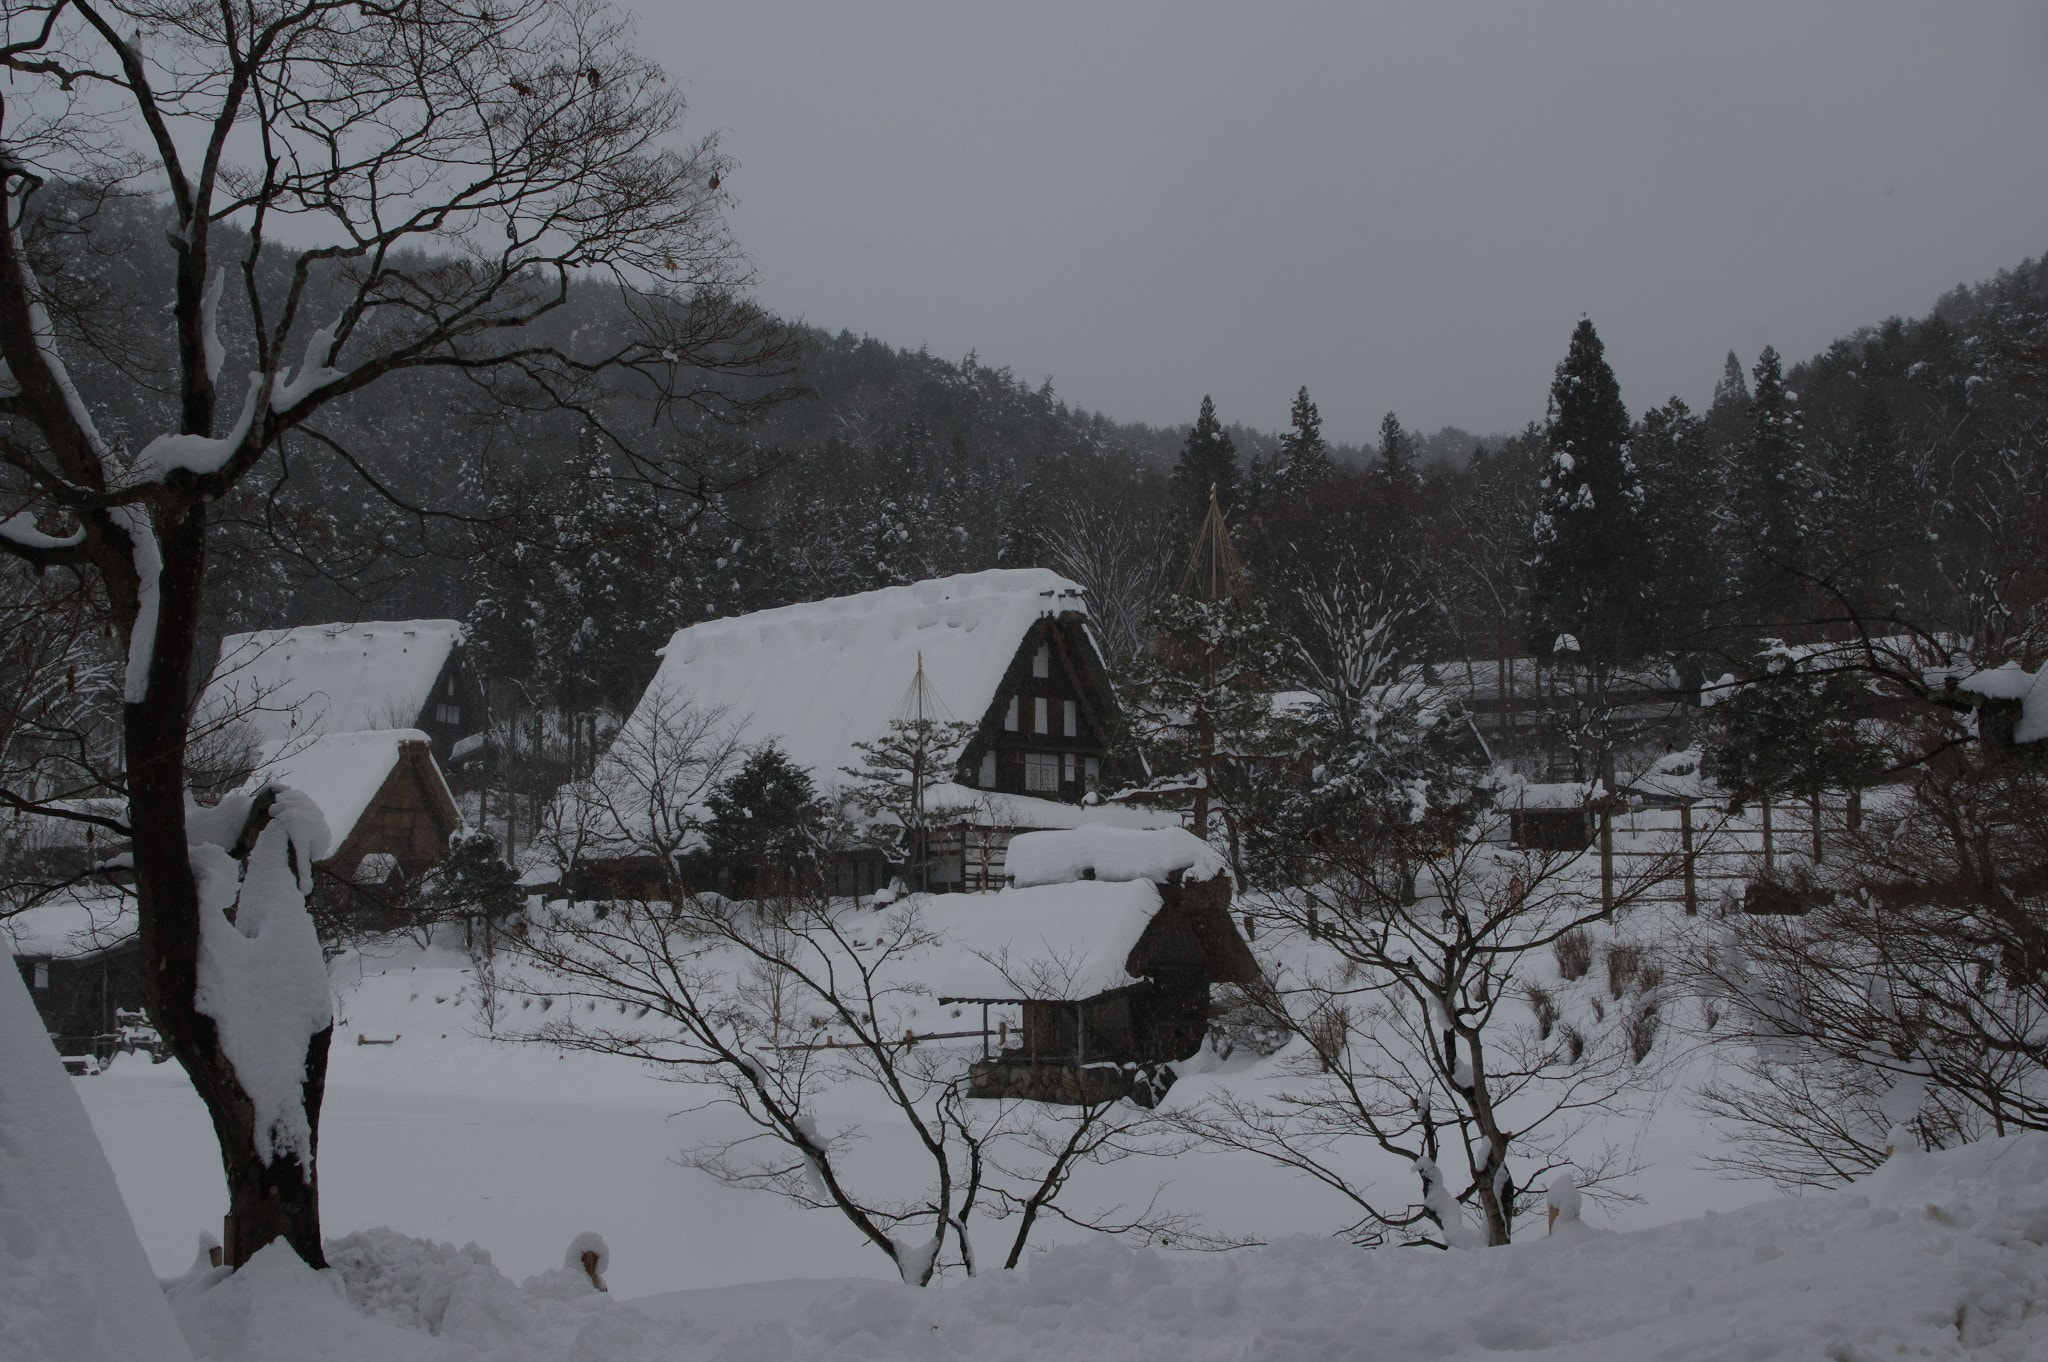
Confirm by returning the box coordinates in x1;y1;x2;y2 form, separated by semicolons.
842;716;977;883
1526;318;1650;673
1633;396;1723;681
702;745;825;885
406;827;524;930
1728;346;1814;621
1173;394;1240;517
1378;411;1421;494
1276;386;1334;491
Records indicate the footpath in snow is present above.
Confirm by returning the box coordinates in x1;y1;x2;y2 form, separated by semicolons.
152;1132;2048;1362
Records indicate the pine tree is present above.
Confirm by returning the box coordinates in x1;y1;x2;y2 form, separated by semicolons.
1527;318;1650;673
1378;411;1421;494
1276;386;1334;492
703;745;824;886
1729;346;1814;619
1632;397;1722;685
1173;394;1240;517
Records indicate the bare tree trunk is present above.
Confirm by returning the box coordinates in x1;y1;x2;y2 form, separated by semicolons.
129;521;327;1268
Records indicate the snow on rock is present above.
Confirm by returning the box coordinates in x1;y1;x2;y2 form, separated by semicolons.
193;786;334;1167
0;952;194;1362
1005;825;1226;888
195;620;463;748
917;879;1164;999
170;1229;670;1362
618;569;1092;795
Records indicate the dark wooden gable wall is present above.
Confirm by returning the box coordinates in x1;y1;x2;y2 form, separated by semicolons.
957;614;1122;804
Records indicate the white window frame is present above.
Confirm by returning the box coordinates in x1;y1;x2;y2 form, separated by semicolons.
1062;753;1078;784
1004;695;1019;731
1063;700;1077;737
1032;644;1050;679
32;961;49;989
1085;756;1100;786
1023;752;1059;792
1033;697;1049;734
979;750;997;787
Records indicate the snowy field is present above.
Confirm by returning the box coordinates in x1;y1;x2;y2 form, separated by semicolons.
40;888;2043;1360
82;930;1772;1292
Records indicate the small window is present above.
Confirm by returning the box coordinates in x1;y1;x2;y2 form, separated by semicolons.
1063;700;1077;737
1032;645;1050;679
1004;696;1019;731
1033;698;1049;734
1024;752;1059;793
979;750;997;787
1062;753;1078;783
435;703;461;725
32;961;49;990
1085;756;1100;786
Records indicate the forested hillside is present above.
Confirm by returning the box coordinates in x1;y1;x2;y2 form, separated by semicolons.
17;190;2048;732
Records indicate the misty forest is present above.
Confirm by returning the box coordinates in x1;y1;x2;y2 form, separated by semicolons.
4;4;2048;1361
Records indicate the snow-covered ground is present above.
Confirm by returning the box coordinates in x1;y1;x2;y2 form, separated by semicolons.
60;904;2048;1360
129;1115;2048;1360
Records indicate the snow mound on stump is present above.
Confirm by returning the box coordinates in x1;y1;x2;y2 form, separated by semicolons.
174;1230;667;1362
0;958;194;1362
192;786;333;1166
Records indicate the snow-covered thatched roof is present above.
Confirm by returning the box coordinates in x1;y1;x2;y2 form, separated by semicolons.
921;879;1166;1000
1953;661;2048;744
3;889;136;961
196;620;463;747
619;570;1092;792
247;729;447;852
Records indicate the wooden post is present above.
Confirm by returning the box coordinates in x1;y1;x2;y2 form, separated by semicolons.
1761;800;1774;874
1810;790;1823;865
982;1003;990;1061
1848;788;1863;834
1599;801;1614;912
1680;800;1697;915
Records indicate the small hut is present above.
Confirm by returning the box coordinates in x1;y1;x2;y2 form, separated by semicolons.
931;826;1259;1106
6;890;145;1066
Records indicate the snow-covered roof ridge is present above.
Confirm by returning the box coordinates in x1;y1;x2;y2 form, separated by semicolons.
2;888;137;960
196;619;464;748
623;569;1092;792
920;879;1165;1000
1006;825;1226;888
1948;661;2048;744
244;728;439;852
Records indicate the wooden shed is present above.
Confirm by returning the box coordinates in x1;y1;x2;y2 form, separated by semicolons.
5;891;146;1067
931;826;1259;1106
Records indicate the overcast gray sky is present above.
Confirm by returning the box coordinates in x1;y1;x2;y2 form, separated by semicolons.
636;3;2048;445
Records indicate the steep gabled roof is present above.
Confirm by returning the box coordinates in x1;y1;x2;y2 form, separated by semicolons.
196;620;463;747
247;729;452;854
619;569;1093;792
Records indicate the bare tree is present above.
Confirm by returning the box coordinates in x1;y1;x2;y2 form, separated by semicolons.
1182;831;1674;1248
1693;751;2048;1186
519;883;1208;1282
0;0;794;1265
1043;479;1176;668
